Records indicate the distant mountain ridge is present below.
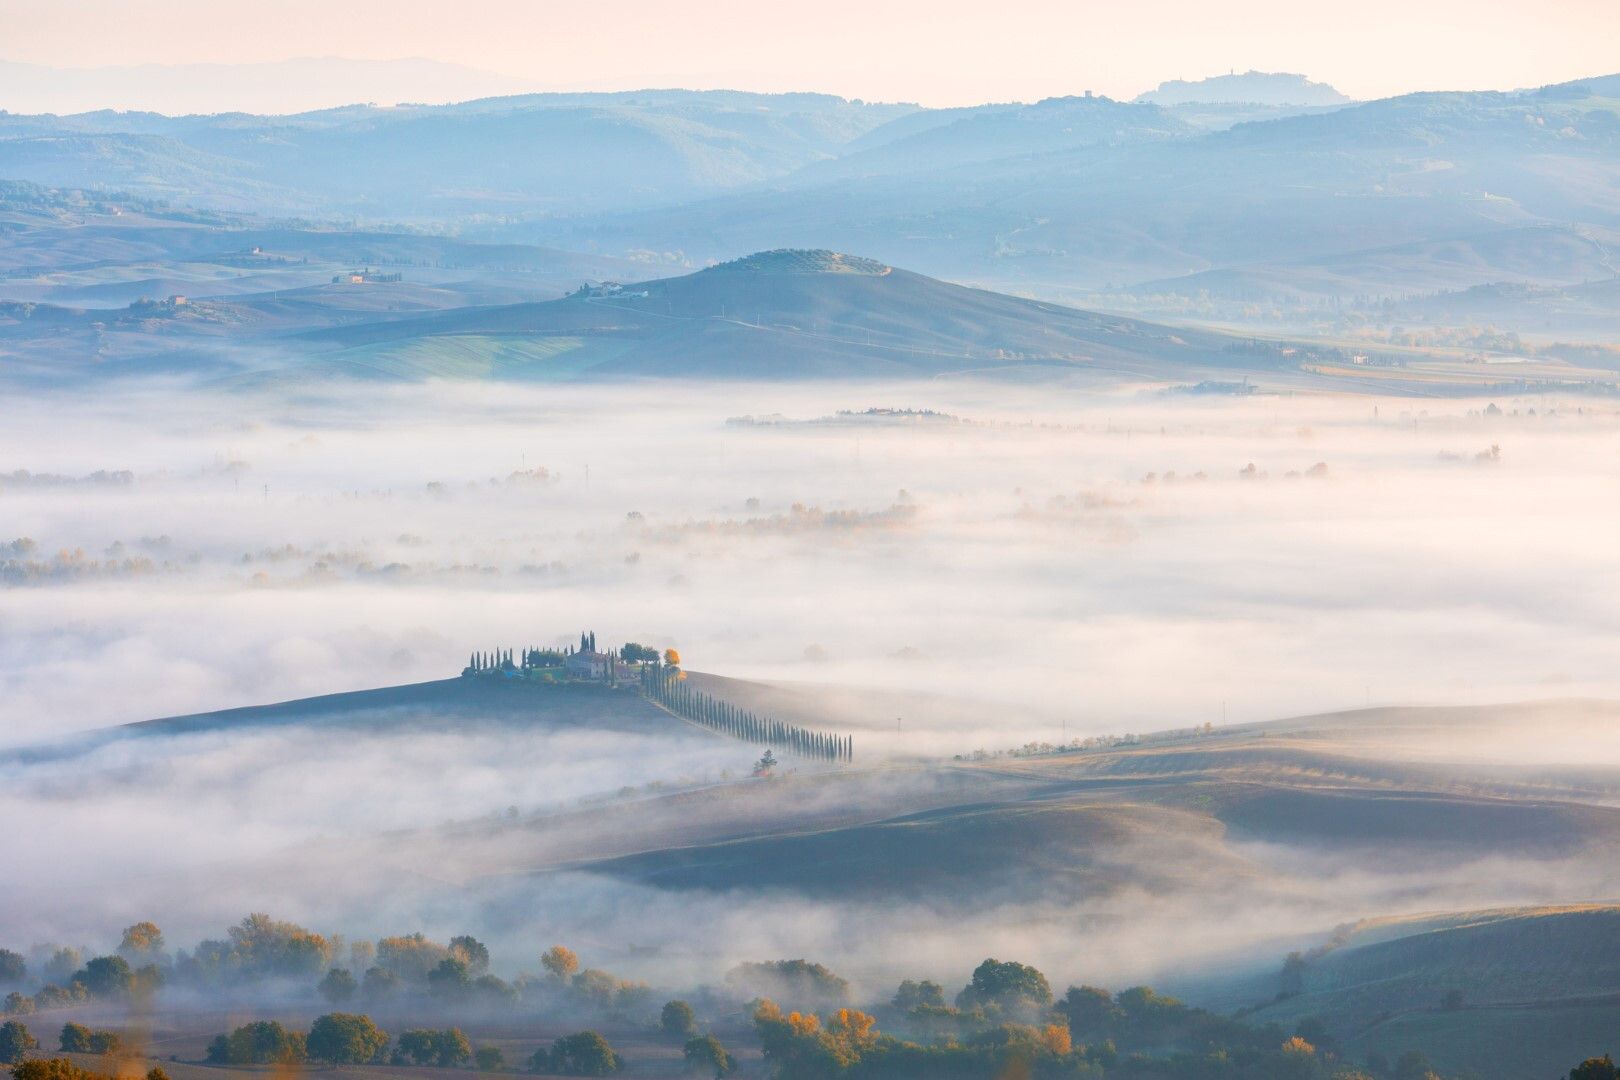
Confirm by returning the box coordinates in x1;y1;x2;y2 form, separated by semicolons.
524;77;1620;293
0;89;918;216
1;72;1616;323
1135;70;1353;106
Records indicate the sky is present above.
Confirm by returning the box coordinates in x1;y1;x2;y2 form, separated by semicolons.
3;0;1618;110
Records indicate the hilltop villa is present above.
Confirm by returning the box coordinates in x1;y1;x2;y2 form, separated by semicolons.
565;648;611;680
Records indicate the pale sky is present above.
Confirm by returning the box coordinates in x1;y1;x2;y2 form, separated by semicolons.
4;0;1618;107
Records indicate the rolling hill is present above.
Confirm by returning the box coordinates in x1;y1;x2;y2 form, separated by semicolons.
0;676;724;766
69;670;1620;912
292;248;1238;381
12;660;1620;1080
1194;905;1620;1080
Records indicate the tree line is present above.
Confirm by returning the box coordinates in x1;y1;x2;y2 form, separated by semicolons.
2;933;1572;1080
641;667;852;763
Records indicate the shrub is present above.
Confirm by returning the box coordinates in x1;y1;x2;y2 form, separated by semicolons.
546;1032;620;1076
12;1060;105;1080
318;967;358;1005
473;975;518;1005
39;952;81;987
69;958;131;999
660;1000;697;1039
1057;985;1120;1035
4;994;34;1017
225;914;334;979
726;960;850;1010
449;936;490;976
1;1020;39;1064
377;933;450;982
34;987;83;1010
682;1034;734;1078
955;959;1052;1016
117;923;166;964
0;951;25;986
397;1029;472;1067
428;958;472;1001
306;1013;388;1064
212;1021;305;1065
476;1046;506;1072
540;946;579;981
1570;1056;1619;1080
892;980;945;1010
362;965;401;1001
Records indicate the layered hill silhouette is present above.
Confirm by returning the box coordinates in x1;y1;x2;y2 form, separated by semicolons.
536;78;1620;292
0;90;911;216
5;75;1616;301
14;665;1620;1080
295;249;1234;380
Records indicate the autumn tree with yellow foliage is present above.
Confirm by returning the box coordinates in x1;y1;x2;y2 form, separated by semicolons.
541;945;580;982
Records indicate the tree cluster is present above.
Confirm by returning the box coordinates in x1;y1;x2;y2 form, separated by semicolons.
526;1031;620;1076
395;1028;473;1067
55;1027;119;1057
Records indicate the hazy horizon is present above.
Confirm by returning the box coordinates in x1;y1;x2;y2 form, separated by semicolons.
2;0;1618;113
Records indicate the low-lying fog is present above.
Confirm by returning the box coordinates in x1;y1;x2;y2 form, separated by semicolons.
5;379;1614;746
5;377;1620;983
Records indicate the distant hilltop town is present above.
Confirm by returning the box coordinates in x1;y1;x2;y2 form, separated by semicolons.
461;632;852;763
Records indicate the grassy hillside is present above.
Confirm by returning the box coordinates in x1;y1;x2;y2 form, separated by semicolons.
582;797;1251;901
1202;905;1620;1080
2;677;718;766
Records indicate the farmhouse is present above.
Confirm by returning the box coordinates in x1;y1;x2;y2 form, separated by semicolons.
565;648;611;680
333;268;404;284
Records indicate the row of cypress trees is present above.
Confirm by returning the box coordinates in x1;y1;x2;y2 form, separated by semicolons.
641;666;852;763
466;646;576;673
466;649;516;672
